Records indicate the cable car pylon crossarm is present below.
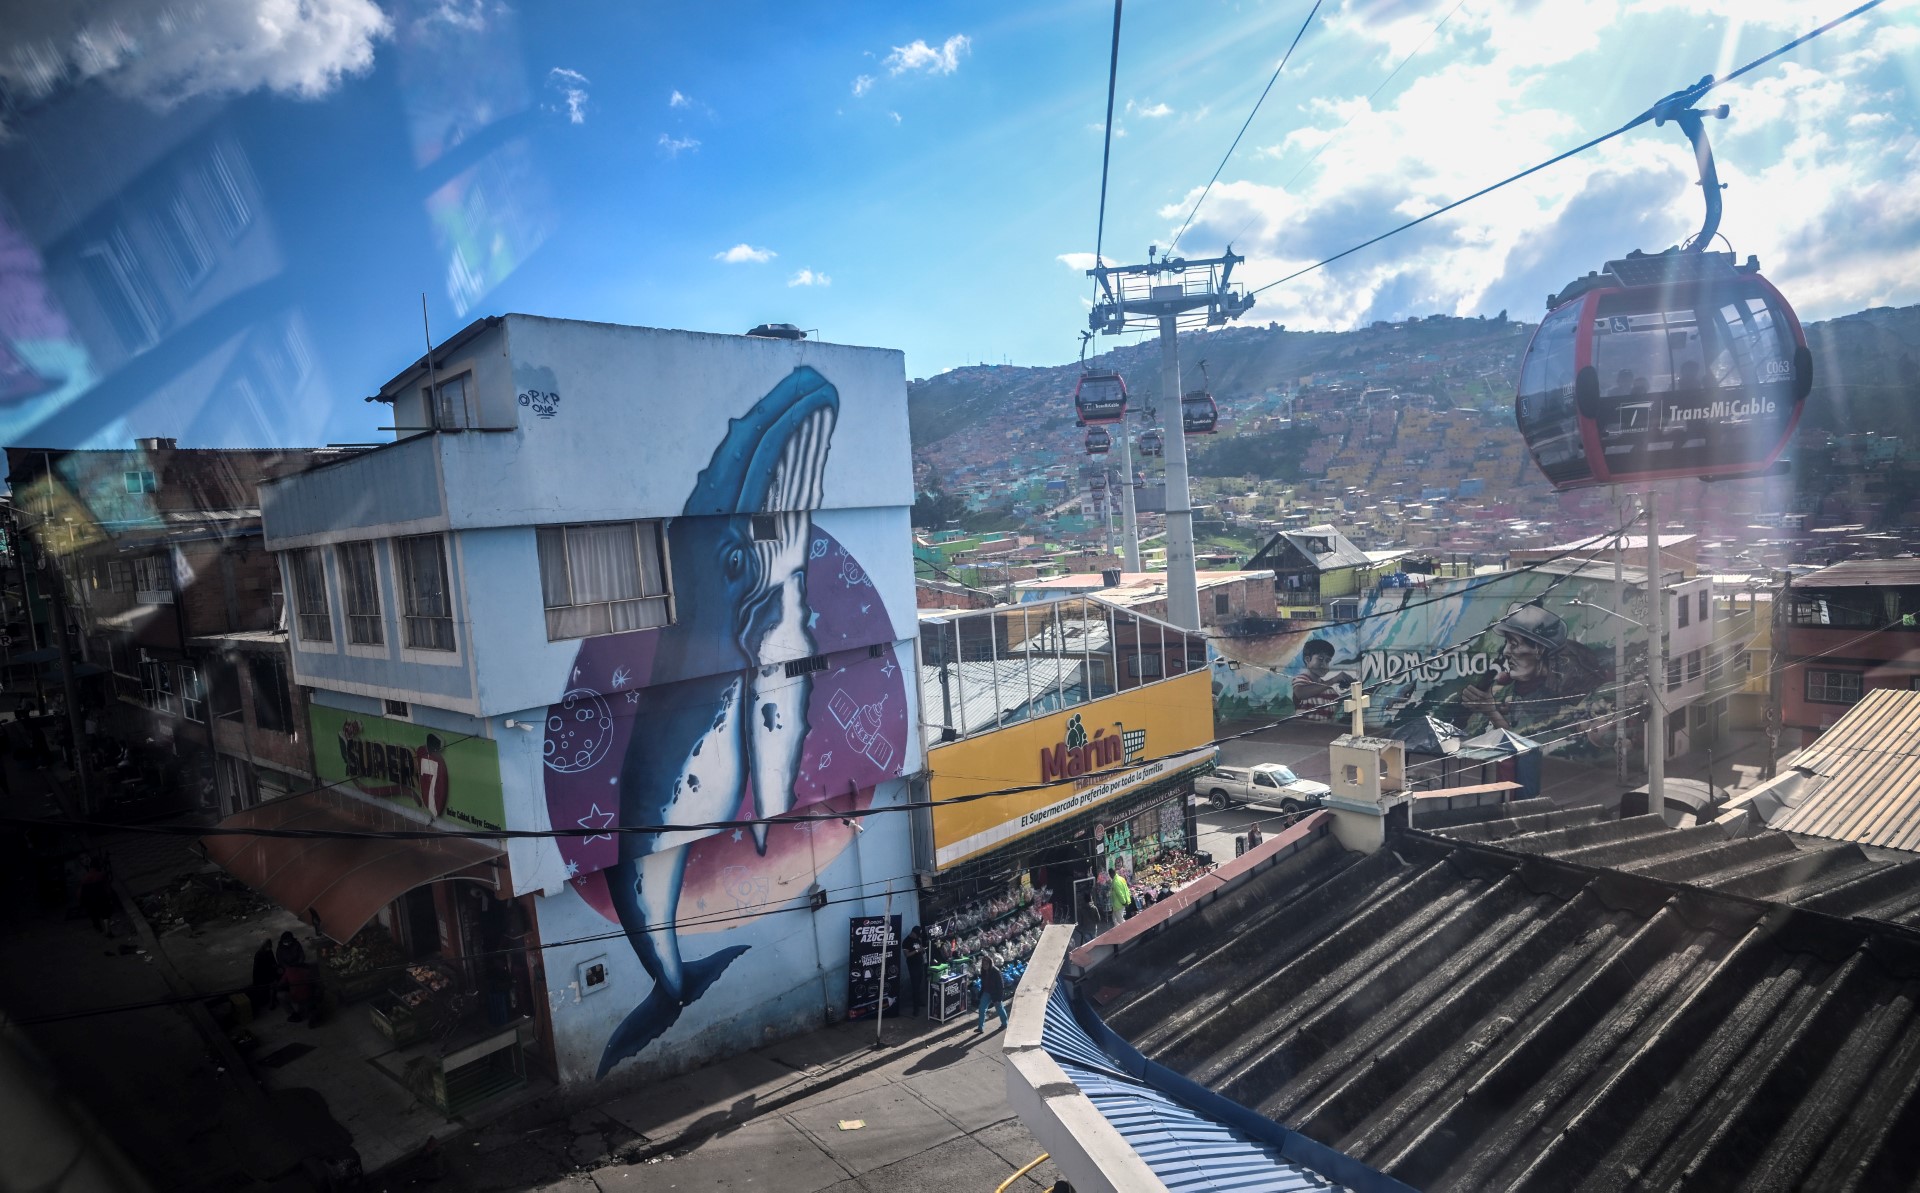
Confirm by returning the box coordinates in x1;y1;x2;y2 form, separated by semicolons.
1085;250;1254;631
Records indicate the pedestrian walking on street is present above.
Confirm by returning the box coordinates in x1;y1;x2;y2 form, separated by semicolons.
902;925;928;1017
975;960;1008;1034
277;932;315;1023
1109;868;1131;924
1247;820;1264;851
249;938;280;1013
79;854;116;936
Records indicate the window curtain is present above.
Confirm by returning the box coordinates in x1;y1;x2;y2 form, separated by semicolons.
566;523;642;604
342;544;378;616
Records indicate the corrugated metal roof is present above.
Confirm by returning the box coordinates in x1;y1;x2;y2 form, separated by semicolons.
1042;986;1348;1193
1083;821;1920;1191
1774;688;1920;852
1797;558;1920;588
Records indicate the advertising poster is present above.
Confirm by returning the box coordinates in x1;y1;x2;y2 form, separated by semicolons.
309;705;506;830
927;669;1217;870
846;915;902;1021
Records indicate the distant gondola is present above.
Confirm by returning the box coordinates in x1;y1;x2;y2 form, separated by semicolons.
1074;370;1128;426
1138;427;1164;457
1085;426;1112;455
1182;359;1219;434
1181;391;1218;435
1516;84;1812;490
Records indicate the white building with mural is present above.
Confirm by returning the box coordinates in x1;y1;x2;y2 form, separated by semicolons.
233;315;922;1096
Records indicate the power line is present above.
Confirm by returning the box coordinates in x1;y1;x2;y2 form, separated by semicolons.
9;514;1650;844
1093;0;1125;274
1245;0;1889;300
1168;0;1323;255
1230;0;1469;247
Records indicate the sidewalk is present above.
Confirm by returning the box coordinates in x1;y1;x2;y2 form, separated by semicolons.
426;1012;1062;1193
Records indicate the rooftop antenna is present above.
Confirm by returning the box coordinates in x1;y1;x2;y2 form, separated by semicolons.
421;293;442;429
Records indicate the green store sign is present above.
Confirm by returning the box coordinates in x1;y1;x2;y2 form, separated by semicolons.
309;705;506;831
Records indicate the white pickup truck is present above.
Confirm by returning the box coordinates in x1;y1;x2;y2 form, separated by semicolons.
1202;764;1332;812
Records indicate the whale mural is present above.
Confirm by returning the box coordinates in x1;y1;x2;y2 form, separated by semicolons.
538;365;910;1078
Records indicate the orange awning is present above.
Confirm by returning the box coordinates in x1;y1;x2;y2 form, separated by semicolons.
201;790;504;943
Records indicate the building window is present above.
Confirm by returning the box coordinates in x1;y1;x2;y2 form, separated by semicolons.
158;189;212;288
1328;599;1359;621
427;373;472;430
152;660;177;715
124;470;157;493
289;549;332;643
1687;649;1702;681
383;699;411;718
208;659;244;720
338;541;383;646
399;535;456;650
1128;653;1164;679
537;521;671;640
1806;669;1863;705
1676;595;1690;628
1698;590;1710;623
132;554;172;601
1214;591;1231;616
79;228;164;353
107;560;133;593
1667;658;1683;690
179;664;206;722
249;654;294;733
204;142;253;239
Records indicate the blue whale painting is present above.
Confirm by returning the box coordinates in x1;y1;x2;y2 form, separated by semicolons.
536;365;910;1079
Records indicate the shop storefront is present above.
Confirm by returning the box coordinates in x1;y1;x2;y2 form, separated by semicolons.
200;708;547;1114
915;597;1219;1013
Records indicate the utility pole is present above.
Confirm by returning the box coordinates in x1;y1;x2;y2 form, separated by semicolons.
1645;489;1666;814
1117;420;1140;572
1764;565;1789;779
1088;249;1253;630
1614;488;1630;788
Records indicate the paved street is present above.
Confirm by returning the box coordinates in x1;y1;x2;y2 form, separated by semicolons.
422;1015;1060;1193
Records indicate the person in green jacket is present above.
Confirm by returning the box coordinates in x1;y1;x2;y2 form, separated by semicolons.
1109;869;1132;923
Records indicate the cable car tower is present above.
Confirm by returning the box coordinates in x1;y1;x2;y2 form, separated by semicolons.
1088;247;1254;630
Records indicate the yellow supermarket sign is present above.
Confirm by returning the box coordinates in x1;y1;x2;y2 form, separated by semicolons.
929;670;1215;869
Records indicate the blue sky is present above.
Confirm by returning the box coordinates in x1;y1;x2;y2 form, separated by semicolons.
1;0;1915;448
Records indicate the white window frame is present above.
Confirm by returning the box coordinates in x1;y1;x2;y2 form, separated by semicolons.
426;372;473;431
537;521;674;641
398;534;456;652
1806;669;1862;706
179;663;206;723
289;548;333;644
338;541;384;648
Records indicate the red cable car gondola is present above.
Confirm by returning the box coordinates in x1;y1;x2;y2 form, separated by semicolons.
1074;370;1128;426
1516;87;1811;491
1085;426;1112;455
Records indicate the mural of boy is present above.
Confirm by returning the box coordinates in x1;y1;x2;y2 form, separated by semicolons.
1291;638;1354;720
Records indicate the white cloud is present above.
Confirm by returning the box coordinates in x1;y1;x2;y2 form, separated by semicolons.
1056;252;1099;270
0;0;389;109
890;110;902;125
548;67;589;124
885;34;970;76
1088;122;1127;138
658;133;700;157
1128;100;1174;118
852;74;875;97
670;89;692;108
715;244;776;264
788;268;831;287
1159;1;1919;330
